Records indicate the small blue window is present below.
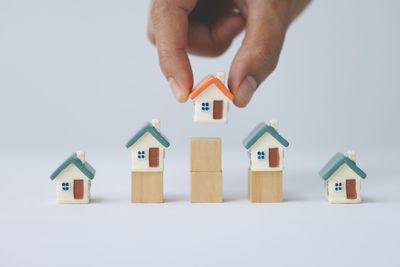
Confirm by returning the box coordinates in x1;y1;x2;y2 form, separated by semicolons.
201;102;210;111
137;151;145;159
62;182;70;191
257;151;265;160
334;182;342;191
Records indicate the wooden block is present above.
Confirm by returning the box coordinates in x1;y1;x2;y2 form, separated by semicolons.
131;171;163;203
190;138;221;172
190;171;222;203
248;170;282;203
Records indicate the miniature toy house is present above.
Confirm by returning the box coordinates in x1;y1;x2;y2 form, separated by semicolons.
319;151;367;204
243;120;289;202
126;119;170;203
189;72;234;124
243;120;289;172
125;119;170;172
50;151;96;204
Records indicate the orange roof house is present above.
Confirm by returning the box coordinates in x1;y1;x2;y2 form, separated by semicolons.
189;72;234;124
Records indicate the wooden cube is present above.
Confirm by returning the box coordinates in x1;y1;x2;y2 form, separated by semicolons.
131;171;163;203
248;170;282;203
190;171;222;203
190;138;221;172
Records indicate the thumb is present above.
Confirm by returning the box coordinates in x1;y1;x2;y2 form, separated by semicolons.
228;2;286;107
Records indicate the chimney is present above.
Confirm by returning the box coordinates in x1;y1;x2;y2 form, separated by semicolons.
347;150;356;162
152;119;160;131
216;72;226;84
76;150;85;164
269;120;279;131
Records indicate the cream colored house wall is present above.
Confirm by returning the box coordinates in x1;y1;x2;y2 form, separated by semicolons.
193;84;229;124
248;132;284;171
54;164;91;204
326;164;362;204
130;132;165;172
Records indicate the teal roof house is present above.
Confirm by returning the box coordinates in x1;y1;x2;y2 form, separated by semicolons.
319;150;367;204
126;119;170;172
50;151;96;204
243;120;289;171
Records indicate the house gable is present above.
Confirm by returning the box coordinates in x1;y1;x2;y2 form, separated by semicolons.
327;163;360;182
54;164;91;182
249;132;284;151
189;75;234;101
319;152;367;181
192;83;230;102
125;123;170;149
50;153;96;180
130;132;164;151
243;122;289;150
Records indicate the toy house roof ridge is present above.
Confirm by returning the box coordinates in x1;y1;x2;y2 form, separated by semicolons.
189;75;234;100
125;122;170;148
319;152;367;180
50;153;96;180
242;122;289;150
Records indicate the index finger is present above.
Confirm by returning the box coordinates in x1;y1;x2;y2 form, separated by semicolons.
150;0;198;102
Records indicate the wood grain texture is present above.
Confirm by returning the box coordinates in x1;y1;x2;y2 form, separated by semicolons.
190;138;221;172
190;171;222;203
131;171;163;203
248;170;282;203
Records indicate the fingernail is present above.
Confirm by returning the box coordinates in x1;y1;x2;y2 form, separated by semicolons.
237;76;257;106
168;77;182;101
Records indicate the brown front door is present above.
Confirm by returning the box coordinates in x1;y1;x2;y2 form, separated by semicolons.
269;148;280;168
213;100;223;119
149;147;159;167
73;180;84;199
346;179;357;199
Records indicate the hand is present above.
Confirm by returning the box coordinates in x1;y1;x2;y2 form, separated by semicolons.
148;0;310;107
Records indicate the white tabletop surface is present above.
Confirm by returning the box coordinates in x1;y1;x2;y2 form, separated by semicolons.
1;149;399;267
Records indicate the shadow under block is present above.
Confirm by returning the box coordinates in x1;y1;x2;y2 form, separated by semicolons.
190;138;221;172
131;171;163;203
248;170;282;203
191;171;222;203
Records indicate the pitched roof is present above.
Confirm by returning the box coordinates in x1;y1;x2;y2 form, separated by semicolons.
319;152;367;180
125;122;170;148
243;122;289;150
50;153;96;180
189;75;234;100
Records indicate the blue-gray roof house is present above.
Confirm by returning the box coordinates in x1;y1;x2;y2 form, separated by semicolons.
319;151;367;204
50;151;95;204
243;120;289;171
126;119;170;171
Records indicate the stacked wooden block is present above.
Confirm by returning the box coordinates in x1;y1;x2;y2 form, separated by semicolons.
248;170;282;202
190;138;222;203
131;171;163;203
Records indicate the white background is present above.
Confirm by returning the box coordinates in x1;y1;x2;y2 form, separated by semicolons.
0;1;399;266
